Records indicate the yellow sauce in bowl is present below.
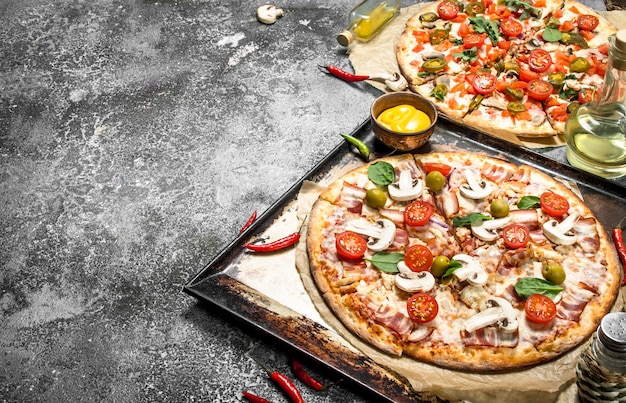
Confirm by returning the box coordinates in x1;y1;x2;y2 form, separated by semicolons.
376;104;431;133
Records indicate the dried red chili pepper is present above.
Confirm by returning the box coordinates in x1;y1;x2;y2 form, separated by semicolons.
319;65;370;82
291;358;325;391
239;210;257;233
249;356;304;403
245;232;300;252
242;391;273;403
612;216;626;286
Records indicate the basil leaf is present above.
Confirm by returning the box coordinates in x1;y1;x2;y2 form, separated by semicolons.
366;252;404;273
514;277;563;299
441;259;463;278
368;161;396;186
505;0;541;20
452;212;492;227
453;46;478;63
450;37;464;46
517;195;540;210
542;28;562;42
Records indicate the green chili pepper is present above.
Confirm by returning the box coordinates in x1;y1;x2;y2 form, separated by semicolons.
465;2;485;16
569;57;590;73
430;29;449;45
463;94;484;118
340;133;370;160
419;12;439;23
507;102;526;114
422;58;448;73
504;86;524;101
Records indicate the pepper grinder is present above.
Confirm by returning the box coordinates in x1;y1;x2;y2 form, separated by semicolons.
576;312;626;402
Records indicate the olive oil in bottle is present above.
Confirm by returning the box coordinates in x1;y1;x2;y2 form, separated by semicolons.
337;0;401;47
565;29;626;179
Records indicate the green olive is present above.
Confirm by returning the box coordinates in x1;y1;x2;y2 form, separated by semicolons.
490;198;510;218
431;255;450;277
425;171;446;192
542;262;566;284
569;57;590;73
365;188;387;208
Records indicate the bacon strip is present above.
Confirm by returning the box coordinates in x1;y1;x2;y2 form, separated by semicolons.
497;248;531;276
573;217;600;253
509;167;532;184
338;182;365;214
482;161;514;184
509;209;540;231
372;302;414;337
556;285;595;322
462;328;519;347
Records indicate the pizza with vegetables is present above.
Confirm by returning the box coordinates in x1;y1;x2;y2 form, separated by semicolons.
306;152;621;370
396;0;617;137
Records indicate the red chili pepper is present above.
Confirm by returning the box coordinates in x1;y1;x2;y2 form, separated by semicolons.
245;232;300;252
319;65;370;82
291;358;325;391
249;356;304;403
612;216;626;286
242;391;273;403
239;210;257;233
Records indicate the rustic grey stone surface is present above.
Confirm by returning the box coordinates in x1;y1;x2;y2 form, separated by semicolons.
0;0;614;402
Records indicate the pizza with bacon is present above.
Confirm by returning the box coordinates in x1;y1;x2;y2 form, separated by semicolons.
306;152;621;370
396;0;617;137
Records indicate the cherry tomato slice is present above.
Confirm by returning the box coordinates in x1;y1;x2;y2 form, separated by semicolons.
502;224;530;249
528;49;553;73
422;162;452;176
527;79;554;101
578;87;597;104
404;200;434;227
463;32;487;49
519;69;540;83
500;18;523;37
335;231;368;260
404;244;434;272
577;14;599;31
525;293;557;324
437;1;459;20
407;293;439;323
472;72;498;95
540;191;570;217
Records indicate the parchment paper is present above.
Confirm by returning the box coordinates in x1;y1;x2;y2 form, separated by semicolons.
292;178;626;403
347;3;626;149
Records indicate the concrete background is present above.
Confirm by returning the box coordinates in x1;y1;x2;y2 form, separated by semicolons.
0;0;617;402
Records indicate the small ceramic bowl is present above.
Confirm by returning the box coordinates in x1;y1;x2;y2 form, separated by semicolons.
371;92;438;152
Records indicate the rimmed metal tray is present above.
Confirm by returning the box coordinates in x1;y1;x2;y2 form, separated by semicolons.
183;117;626;403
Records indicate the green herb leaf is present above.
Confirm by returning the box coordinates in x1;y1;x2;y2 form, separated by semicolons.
450;37;464;46
559;84;580;101
366;252;404;273
368;161;396;186
468;16;500;45
505;0;541;20
514;277;563;299
452;212;492;227
517;195;540;210
453;46;478;63
542;27;562;42
418;71;436;78
441;259;463;278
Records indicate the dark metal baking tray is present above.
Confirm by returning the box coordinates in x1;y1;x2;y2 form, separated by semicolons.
183;117;626;403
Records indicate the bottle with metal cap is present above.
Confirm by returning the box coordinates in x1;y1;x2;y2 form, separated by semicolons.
575;312;626;402
564;29;626;178
337;0;401;47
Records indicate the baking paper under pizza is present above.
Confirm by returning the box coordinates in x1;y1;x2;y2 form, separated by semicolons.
306;152;621;371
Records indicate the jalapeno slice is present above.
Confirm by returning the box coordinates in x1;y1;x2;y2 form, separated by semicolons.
547;72;566;89
504;86;524;101
465;1;485;16
429;29;449;45
569;57;590;73
546;16;561;29
430;83;449;101
419;11;440;23
560;32;589;49
422;58;448;72
507;102;526;114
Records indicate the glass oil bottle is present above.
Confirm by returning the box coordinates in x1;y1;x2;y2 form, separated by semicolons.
337;0;401;47
575;312;626;402
564;29;626;179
